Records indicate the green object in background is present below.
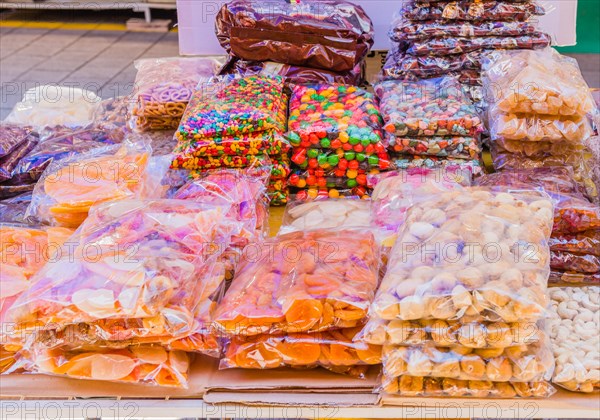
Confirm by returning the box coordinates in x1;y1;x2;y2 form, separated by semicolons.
556;0;600;53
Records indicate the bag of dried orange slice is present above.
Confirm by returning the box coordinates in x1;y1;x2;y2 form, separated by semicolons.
221;326;381;377
31;344;191;387
6;199;242;356
213;228;380;336
25;137;168;228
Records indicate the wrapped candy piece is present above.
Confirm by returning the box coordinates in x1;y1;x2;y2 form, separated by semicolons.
7;200;239;354
549;271;600;285
279;198;371;234
551;251;600;275
173;130;290;161
548;287;600;392
5;86;101;129
382;376;555;398
392;154;483;176
382;340;554;382
401;1;545;22
483;49;598;118
132;56;225;120
490;113;594;143
221;327;381;376
176;75;287;141
369;168;471;247
550;230;600;256
378;68;485;115
0;124;37;159
25;140;167;228
287;84;386;152
473;169;600;234
372;188;554;323
381;51;484;82
405;33;550;56
388;136;481;159
390;20;541;42
213;229;380;336
360;318;543;349
216;0;374;72
220;59;364;86
32;346;190;388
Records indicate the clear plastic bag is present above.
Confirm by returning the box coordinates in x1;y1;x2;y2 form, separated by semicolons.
221;327;381;376
382;376;556;398
5;86;101;128
216;0;374;72
7;199;240;355
549;271;600;285
172;130;290;169
292;185;370;201
0;124;37;159
213;229;380;336
268;179;290;206
287;84;387;151
290;146;391;172
375;77;483;138
388;136;481;159
583;135;600;206
382;50;483;80
390;20;541;42
493;138;588;160
548;286;600;392
401;1;545;22
360;318;543;349
32;345;190;388
391;154;483;176
551;251;600;275
550;230;600;256
490;113;594;143
382;340;554;382
132;56;224;119
369;168;471;248
0;193;32;223
279;198;371;234
372;188;554;323
0;134;38;183
25;140;159;228
483;48;598;118
404;33;550;56
93;96;130;131
176;75;287;141
288;167;371;195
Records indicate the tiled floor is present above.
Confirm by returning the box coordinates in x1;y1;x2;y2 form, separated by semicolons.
0;16;599;120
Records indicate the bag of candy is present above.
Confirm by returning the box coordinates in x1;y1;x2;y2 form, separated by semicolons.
404;33;550;57
0;193;32;223
0;124;38;160
551;251;600;275
279;197;371;235
490;113;594;143
93;96;130;131
0;133;38;183
176;75;287;141
382;340;554;382
401;1;545;22
388;136;481;159
382;376;555;398
548;286;600;392
360;318;543;349
391;154;483;176
5;86;101;129
31;345;191;387
216;0;374;72
376;77;483;140
288;167;372;197
549;271;600;285
268;179;290;206
372;188;554;323
7;199;241;356
390;20;540;42
483;48;598;118
213;229;380;336
550;230;600;256
221;327;381;377
381;50;484;80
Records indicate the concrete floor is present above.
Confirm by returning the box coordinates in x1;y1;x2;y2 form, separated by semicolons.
0;17;599;120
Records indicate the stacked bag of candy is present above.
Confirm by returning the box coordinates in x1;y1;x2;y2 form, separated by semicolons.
130;56;224;132
4;199;246;387
475;167;600;285
359;187;557;398
172;74;291;205
215;0;373;86
213;229;382;377
483;48;599;198
383;0;550;85
375;76;484;178
287;83;391;199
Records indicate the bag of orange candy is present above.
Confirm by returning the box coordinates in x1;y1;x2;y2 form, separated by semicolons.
213;228;380;336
